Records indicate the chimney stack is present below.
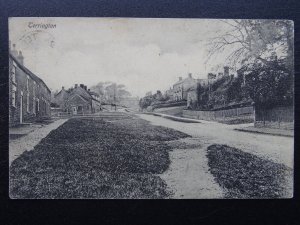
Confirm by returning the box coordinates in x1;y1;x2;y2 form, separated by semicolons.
224;66;229;76
188;73;192;78
75;84;78;88
17;51;24;65
62;86;65;90
179;77;182;81
84;85;87;91
11;43;18;57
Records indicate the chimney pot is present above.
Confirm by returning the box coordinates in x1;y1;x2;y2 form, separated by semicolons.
17;50;24;65
62;86;65;90
11;43;18;57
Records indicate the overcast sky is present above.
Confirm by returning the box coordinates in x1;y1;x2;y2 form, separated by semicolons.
9;17;233;97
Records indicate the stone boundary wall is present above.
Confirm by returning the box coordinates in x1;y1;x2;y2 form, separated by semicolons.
154;106;186;116
183;106;254;121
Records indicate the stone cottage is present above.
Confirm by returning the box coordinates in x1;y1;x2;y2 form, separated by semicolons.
9;44;51;127
173;73;199;101
53;84;101;115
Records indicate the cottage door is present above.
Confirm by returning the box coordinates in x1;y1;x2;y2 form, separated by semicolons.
35;100;38;115
72;106;77;115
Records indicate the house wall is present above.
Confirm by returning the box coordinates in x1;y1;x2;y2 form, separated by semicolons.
173;77;198;101
9;56;51;127
53;89;69;109
65;94;92;114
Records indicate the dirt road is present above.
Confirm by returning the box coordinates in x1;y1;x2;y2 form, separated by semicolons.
138;114;294;198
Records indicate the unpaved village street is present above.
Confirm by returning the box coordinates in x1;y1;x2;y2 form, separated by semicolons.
138;114;294;198
139;114;293;167
9;113;293;199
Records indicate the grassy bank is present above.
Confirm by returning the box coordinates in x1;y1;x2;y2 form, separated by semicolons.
10;115;190;199
207;144;292;198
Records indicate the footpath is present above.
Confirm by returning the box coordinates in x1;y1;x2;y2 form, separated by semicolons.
9;119;68;165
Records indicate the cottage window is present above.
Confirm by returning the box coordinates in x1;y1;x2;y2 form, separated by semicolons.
11;85;17;107
11;65;16;84
26;75;29;90
26;92;30;112
37;98;40;112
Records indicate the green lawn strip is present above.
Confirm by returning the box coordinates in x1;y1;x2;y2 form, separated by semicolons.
207;144;292;198
10;116;190;199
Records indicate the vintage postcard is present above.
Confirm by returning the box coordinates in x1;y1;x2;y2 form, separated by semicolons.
8;17;294;199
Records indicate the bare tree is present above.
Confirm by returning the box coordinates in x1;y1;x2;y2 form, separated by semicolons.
206;20;294;72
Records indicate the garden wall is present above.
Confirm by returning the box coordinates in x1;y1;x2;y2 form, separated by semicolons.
154;106;186;116
182;106;254;122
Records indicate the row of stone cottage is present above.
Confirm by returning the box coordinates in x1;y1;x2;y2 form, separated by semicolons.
161;66;232;107
8;44;101;127
9;44;51;127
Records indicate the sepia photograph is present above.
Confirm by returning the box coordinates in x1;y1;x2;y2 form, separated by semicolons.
8;17;294;199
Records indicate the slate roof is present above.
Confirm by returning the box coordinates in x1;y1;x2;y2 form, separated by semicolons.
9;53;51;93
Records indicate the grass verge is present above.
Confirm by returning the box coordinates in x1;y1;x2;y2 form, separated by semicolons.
10;115;190;199
207;144;292;198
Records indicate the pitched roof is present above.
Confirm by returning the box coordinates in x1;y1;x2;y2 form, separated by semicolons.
9;53;51;93
173;76;196;86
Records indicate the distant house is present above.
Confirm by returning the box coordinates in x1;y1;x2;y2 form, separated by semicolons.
53;84;101;115
173;73;199;101
164;87;175;101
9;44;51;127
